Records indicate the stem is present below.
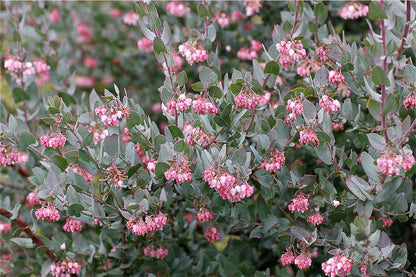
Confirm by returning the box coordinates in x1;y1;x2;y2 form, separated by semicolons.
206;126;225;147
380;0;389;143
402;118;416;142
290;0;301;36
396;0;412;59
245;109;256;133
0;207;56;261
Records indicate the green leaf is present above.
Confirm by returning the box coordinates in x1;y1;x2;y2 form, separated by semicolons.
264;61;280;75
126;111;141;129
360;152;381;182
13;31;21;42
230;83;242;95
197;3;210;18
371;66;390;86
11;238;35;248
176;71;188;86
153;37;167;54
48;107;60;115
51;155;69;171
404;65;416;85
68;203;84;217
314;3;328;24
346;175;375;201
33;5;45;17
155;162;169;179
192;82;204;92
369;2;387;20
367;133;386;152
382;94;395;115
128;163;142;178
367;98;381;121
209;86;222;99
20;131;36;148
148;13;161;30
135;2;148;17
12;88;30;103
168;125;184;139
81;132;94;148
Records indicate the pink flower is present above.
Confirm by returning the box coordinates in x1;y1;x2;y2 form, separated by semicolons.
261;149;285;173
185;126;213;148
49;9;61;23
35;205;60;221
165;156;192;184
165;94;192;115
77;23;92;43
192;97;218;115
322;254;353;277
280;248;296;265
244;0;262;16
144;247;168;259
179;39;209;66
0;221;11;233
276;39;306;66
297;57;321;77
204;226;221;242
329;70;345;84
286;97;304;121
307;212;324;226
50;259;81;277
84;56;98;69
288;193;309;213
197;208;213;222
294;252;312;270
105;166;127;189
63;218;84;232
123;11;139;25
338;2;369;20
404;93;416;110
95;102;129;127
319;95;341;114
299;128;319;147
316;46;329;61
382;217;393;228
333;200;341;207
166;1;190;17
109;9;122;18
332;123;344;132
215;12;230;28
137;37;153;53
40;132;67;149
75;76;95;88
231;11;247;22
0;143;29;166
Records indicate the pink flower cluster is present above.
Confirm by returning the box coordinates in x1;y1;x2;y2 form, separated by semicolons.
288;193;310;213
261;149;285;173
144;247;168;259
237;40;263;60
26;192;44;206
134;143;145;159
95;103;129;127
319;95;341;114
123;11;139;25
166;1;190;17
127;212;168;236
70;165;93;182
192;97;218;115
178;40;209;65
50;259;82;277
49;9;61;23
204;168;254;202
382;217;393;228
297;58;321;77
235;91;265;110
316;47;329;61
75;76;95;88
166;94;192;115
338;2;369;20
281;249;312;270
33;60;51;86
244;0;262;16
276;39;306;66
137;37;153;53
404;93;416;110
376;151;415;175
215;12;230;28
299;128;319;147
35;205;60;221
307;212;324;226
63;218;84;232
40;132;67;149
329;70;345;84
165;157;192;183
84;56;98;69
286;97;304;122
186;126;213;148
121;127;131;143
204;226;221;242
0;221;11;233
0;144;29;166
77;23;92;44
105;166;127;189
322;254;354;277
332;123;344;132
197;208;213;222
87;126;109;145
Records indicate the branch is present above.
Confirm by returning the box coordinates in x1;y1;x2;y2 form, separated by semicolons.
0;207;56;261
396;0;412;59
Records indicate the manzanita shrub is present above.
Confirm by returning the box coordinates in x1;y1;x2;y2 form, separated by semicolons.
1;0;416;276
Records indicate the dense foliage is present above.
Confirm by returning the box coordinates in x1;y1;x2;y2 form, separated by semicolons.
1;0;416;276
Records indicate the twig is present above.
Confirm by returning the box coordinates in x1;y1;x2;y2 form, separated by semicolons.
396;0;412;59
0;207;56;261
